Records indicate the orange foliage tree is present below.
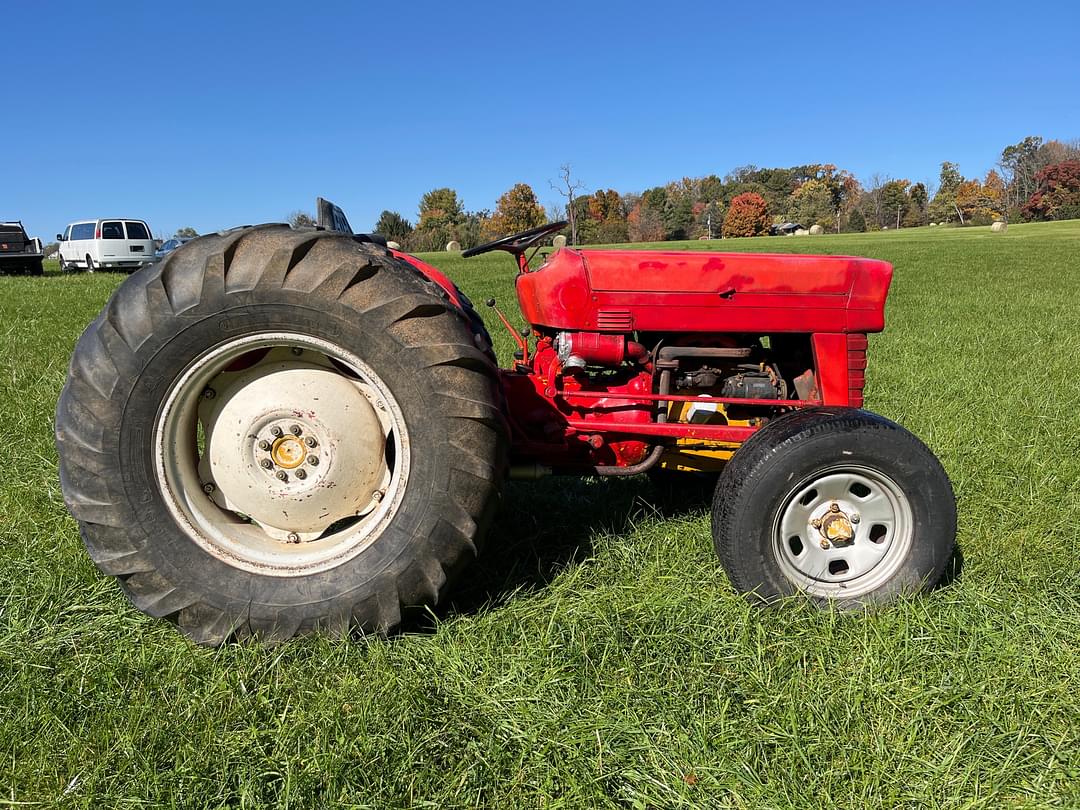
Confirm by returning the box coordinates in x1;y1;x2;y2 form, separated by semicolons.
722;192;770;238
484;183;546;239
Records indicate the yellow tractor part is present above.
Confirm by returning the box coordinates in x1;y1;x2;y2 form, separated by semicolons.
657;397;752;473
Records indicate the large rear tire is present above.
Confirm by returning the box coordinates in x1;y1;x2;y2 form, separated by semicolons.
56;226;507;644
712;407;956;607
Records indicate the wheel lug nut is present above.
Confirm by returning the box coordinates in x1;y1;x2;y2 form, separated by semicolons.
202;482;215;494
850;513;860;523
830;502;840;512
820;539;831;549
308;456;319;466
258;440;271;451
304;437;317;448
276;470;288;481
260;459;273;469
270;426;283;437
290;424;302;436
811;518;822;529
295;469;306;480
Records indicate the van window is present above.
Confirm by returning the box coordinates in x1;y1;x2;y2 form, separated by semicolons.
71;223;95;240
101;221;125;239
64;226;72;240
125;221;150;240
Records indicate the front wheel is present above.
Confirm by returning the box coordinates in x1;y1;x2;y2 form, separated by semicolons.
56;226;506;644
711;408;956;607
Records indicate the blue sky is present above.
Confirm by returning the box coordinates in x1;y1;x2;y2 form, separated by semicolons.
4;0;1079;240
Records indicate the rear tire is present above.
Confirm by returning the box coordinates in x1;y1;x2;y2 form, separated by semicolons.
56;226;507;644
712;407;956;607
85;255;95;273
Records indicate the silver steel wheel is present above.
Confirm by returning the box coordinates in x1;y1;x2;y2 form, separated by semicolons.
154;332;410;576
772;464;914;598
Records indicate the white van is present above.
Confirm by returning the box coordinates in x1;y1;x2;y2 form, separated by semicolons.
57;219;156;272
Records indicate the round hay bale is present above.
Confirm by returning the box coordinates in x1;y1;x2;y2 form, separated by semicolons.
991;221;1007;233
552;234;567;249
794;228;810;236
386;240;401;250
445;240;461;252
929;222;937;227
809;224;824;235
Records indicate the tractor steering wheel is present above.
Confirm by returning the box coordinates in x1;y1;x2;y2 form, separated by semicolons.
461;220;568;258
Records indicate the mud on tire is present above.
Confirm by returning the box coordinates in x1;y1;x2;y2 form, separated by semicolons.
55;226;507;644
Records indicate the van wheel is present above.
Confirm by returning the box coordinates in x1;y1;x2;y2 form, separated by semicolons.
85;256;95;273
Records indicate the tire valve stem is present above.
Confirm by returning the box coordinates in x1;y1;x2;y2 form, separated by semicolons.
202;482;215;494
201;388;215;400
290;347;303;356
287;532;300;543
372;490;383;502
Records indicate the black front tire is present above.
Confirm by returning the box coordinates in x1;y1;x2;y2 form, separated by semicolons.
712;407;956;607
56;226;507;644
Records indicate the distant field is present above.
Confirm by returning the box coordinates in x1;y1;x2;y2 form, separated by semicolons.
2;221;1079;806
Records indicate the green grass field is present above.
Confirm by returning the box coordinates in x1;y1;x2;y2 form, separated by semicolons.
2;222;1079;807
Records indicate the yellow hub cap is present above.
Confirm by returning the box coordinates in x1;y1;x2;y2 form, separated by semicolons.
271;436;307;469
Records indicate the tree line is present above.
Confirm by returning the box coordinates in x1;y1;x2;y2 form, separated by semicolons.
167;135;1080;246
363;134;1079;250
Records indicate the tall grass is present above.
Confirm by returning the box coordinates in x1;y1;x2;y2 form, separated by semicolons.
1;222;1078;807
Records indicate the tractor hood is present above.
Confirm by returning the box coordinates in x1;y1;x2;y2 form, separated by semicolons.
516;248;893;334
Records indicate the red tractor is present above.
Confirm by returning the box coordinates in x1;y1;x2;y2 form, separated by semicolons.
55;199;956;645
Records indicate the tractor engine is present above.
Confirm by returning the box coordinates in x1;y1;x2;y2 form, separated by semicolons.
507;329;792;475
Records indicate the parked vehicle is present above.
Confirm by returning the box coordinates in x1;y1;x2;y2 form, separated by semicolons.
0;221;44;275
154;236;193;258
57;219;155;272
55;197;957;645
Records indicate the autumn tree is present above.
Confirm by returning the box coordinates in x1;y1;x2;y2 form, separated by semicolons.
786;178;836;229
928;162;965;224
373;210;413;242
1022;160;1080;221
417;187;464;231
287;211;316;228
722;193;770;238
484;183;547;240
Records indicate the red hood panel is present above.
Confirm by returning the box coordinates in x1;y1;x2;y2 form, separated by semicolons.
516;248;892;334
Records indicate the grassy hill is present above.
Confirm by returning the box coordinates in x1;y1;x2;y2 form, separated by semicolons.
1;221;1078;806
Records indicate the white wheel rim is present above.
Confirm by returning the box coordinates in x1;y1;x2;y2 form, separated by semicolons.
772;464;914;598
154;332;410;576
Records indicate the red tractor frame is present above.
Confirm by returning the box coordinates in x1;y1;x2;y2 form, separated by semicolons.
55;201;956;645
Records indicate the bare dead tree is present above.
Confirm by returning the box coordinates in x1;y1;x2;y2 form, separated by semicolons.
549;164;585;245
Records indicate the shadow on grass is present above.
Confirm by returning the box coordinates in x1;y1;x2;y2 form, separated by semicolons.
424;470;964;628
437;473;713;622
